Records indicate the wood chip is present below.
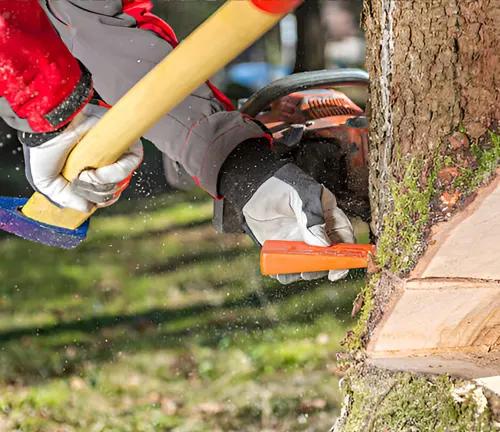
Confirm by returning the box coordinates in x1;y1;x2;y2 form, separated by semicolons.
367;252;381;274
351;294;365;317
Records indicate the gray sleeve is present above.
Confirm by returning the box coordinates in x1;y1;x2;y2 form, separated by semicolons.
40;0;267;197
0;98;32;133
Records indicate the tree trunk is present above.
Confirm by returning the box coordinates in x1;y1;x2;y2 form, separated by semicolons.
294;0;326;73
335;0;500;429
366;0;499;234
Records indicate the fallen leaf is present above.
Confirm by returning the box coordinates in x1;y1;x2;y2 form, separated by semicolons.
448;132;469;149
438;167;458;183
450;191;461;206
299;399;327;413
161;397;178;415
440;190;461;208
198;402;224;415
440;192;452;203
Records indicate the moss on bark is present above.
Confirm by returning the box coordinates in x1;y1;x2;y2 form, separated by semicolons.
333;365;499;432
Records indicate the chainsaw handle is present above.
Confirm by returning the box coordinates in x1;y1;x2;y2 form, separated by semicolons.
260;240;375;276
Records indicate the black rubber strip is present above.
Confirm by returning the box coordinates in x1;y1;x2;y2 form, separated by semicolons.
44;63;93;129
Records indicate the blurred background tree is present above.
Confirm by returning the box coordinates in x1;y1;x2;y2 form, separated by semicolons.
293;0;326;73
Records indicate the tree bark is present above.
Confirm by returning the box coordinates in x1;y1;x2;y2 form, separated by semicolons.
365;0;499;234
336;0;500;429
294;0;326;73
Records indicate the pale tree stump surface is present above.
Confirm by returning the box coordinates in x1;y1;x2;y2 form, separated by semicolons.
367;170;500;395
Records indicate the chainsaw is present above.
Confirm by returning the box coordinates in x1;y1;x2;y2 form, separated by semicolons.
164;69;374;276
211;68;371;231
226;69;375;275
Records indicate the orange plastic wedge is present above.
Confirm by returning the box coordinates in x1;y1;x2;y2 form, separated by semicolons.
260;240;376;275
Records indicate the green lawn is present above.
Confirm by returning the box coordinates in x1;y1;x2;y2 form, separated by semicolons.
0;191;368;432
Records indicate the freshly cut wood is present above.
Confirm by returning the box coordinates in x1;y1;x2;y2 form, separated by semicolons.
367;173;500;395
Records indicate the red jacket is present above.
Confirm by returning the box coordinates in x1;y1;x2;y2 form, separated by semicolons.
0;0;89;132
0;0;231;133
0;0;267;198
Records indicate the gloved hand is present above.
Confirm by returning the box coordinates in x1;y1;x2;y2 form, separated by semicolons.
20;104;143;213
218;136;356;285
243;164;355;284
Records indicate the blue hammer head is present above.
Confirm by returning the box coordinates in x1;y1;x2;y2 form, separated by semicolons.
0;197;89;249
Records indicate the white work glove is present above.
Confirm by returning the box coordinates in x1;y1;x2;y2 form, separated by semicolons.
243;164;356;285
22;105;143;213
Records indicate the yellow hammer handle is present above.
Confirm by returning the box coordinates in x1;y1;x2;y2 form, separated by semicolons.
22;0;302;230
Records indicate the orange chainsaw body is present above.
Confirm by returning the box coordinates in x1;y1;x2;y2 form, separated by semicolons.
256;89;370;219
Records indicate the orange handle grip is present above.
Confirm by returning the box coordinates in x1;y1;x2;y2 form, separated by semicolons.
260;240;376;275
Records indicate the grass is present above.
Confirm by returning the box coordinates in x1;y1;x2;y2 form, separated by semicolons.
0;191;368;432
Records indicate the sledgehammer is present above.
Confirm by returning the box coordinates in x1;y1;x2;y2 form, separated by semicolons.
0;0;303;249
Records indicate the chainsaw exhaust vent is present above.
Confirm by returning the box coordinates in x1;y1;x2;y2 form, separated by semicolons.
304;93;364;119
276;89;364;123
